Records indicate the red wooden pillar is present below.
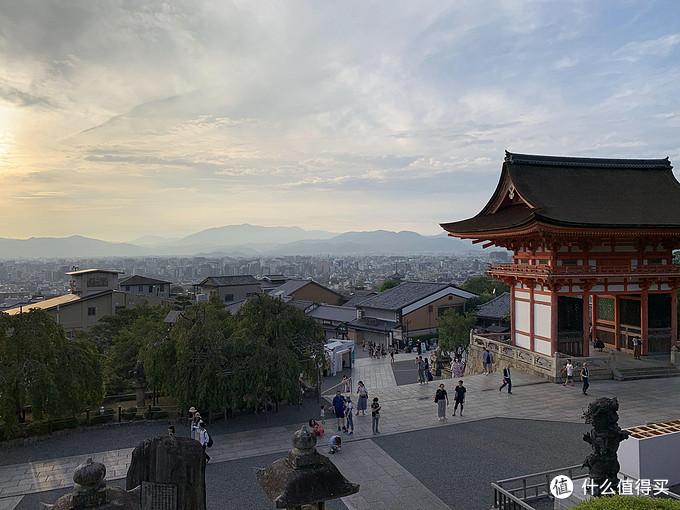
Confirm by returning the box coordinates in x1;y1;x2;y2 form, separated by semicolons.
591;295;598;342
551;291;559;355
641;288;649;356
510;282;516;346
672;289;678;347
582;290;590;357
529;285;535;352
614;295;621;350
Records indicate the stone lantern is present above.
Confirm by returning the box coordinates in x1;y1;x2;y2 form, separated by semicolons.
257;426;360;510
43;458;140;510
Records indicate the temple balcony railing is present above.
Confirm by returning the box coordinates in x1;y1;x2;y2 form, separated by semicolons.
488;263;680;279
470;333;557;379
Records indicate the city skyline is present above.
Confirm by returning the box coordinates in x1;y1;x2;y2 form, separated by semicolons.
3;1;680;240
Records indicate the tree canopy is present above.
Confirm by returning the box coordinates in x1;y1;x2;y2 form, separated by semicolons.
378;279;400;292
437;309;476;354
140;295;325;413
0;310;103;436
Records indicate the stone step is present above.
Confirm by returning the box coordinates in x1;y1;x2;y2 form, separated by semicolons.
613;366;680;381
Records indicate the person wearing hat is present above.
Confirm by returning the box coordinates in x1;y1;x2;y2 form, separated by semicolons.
189;407;200;440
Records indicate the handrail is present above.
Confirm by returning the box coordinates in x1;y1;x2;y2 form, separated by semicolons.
321;377;353;397
489;263;680;277
471;333;556;377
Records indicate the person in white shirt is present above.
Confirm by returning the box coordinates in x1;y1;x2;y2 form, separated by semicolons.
562;360;575;386
198;421;211;463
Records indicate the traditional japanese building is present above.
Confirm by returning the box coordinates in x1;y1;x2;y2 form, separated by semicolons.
441;152;680;358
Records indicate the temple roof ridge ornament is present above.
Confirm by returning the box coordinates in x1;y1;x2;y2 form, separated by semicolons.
504;150;672;170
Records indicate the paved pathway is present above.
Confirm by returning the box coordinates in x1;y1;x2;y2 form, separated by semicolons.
1;356;680;509
333;439;450;510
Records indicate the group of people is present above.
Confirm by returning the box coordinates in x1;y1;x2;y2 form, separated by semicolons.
415;355;433;383
364;341;387;359
434;380;466;420
561;359;590;395
189;406;212;463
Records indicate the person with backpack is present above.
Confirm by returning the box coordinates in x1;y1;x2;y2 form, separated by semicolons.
198;420;212;463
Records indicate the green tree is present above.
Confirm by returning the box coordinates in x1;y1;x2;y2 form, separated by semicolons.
378;280;399;292
461;275;509;309
0;310;103;436
437;309;476;354
574;495;680;509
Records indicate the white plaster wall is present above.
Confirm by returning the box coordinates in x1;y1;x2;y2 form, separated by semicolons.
514;299;530;332
608;285;624;292
534;339;552;356
515;333;530;349
534;303;552;338
535;294;551;305
515;290;529;300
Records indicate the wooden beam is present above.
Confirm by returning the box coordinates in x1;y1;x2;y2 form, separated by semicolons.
482;242;495;249
471;239;485;244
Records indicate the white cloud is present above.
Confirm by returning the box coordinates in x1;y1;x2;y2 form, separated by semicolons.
613;33;680;62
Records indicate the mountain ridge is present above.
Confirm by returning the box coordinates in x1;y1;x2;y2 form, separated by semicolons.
0;225;481;259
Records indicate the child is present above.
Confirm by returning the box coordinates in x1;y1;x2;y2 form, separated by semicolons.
328;434;342;454
309;419;324;438
320;404;325;424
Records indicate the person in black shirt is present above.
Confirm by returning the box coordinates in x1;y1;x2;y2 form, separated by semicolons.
434;384;448;421
499;367;512;394
581;362;590;395
371;397;381;434
453;380;466;416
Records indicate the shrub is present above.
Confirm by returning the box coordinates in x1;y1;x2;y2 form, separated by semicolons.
51;416;78;431
121;407;137;420
26;420;50;437
574;496;680;509
89;413;114;425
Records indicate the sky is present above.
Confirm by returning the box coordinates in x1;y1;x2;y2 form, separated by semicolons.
2;1;680;241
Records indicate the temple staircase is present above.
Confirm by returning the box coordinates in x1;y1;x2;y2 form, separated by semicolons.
611;354;680;381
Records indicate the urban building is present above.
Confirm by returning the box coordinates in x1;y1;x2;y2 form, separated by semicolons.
269;279;345;305
194;275;263;303
348;281;476;349
119;274;172;305
3;269;127;336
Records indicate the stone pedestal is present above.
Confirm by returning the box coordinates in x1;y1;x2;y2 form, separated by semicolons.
126;435;205;510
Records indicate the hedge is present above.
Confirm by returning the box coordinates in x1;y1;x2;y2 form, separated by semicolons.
574;496;680;509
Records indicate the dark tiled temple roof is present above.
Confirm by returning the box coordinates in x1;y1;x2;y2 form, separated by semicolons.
475;292;510;319
198;275;260;286
358;281;475;311
441;152;680;234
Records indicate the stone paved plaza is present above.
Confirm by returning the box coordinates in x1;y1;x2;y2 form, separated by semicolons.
1;353;679;509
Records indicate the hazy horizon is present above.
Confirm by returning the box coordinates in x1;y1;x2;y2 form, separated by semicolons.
3;1;680;241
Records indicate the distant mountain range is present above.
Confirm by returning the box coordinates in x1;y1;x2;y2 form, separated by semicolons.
0;224;482;259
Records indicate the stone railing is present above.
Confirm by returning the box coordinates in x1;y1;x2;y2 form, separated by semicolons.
471;334;556;379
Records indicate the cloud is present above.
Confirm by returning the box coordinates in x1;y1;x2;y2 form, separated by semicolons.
1;1;680;239
613;33;680;62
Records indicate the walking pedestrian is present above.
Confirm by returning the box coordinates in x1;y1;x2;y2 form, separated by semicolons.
453;380;466;416
416;356;425;384
198;421;211;463
632;336;641;360
499;366;512;394
482;348;493;375
581;362;590;396
342;375;350;393
434;383;448;421
332;391;346;432
320;404;326;424
389;348;395;363
562;359;575;386
424;358;431;383
371;397;381;434
345;397;354;435
189;407;201;440
356;381;368;415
